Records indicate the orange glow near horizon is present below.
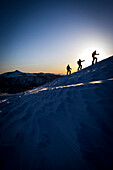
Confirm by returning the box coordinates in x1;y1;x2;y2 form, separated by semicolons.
0;54;111;75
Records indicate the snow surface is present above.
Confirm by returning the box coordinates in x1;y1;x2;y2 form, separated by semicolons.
0;56;113;170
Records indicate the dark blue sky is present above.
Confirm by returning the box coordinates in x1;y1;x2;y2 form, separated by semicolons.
0;0;113;73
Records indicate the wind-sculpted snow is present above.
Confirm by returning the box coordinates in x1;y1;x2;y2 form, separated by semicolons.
25;78;113;95
0;56;113;169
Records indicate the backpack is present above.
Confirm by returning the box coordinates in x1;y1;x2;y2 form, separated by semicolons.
77;60;81;65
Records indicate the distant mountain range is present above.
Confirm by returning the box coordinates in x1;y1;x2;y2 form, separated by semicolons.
0;70;62;93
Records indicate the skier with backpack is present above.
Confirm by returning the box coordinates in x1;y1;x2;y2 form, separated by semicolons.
77;59;85;71
92;50;99;65
66;64;72;75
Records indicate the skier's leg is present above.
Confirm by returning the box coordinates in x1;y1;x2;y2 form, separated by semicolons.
92;57;94;65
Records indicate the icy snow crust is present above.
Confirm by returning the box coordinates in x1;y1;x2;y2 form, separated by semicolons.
0;56;113;169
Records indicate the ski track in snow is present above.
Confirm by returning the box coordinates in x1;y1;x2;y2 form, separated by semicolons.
0;56;113;169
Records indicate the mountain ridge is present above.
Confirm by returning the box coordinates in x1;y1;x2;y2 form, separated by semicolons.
0;70;62;94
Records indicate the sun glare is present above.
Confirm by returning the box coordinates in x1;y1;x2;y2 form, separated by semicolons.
79;46;106;68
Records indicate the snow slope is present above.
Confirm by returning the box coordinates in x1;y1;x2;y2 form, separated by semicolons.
0;56;113;170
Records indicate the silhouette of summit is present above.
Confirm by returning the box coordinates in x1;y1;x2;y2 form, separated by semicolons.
0;71;62;93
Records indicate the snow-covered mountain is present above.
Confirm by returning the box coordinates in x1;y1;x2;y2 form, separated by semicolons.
0;56;113;170
0;70;36;78
0;70;62;93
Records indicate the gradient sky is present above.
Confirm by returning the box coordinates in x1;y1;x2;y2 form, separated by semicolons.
0;0;113;74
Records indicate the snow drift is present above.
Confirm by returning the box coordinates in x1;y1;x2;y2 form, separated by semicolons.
0;56;113;170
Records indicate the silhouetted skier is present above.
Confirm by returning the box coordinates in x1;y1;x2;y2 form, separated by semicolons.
92;50;99;65
77;59;85;71
66;64;72;75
